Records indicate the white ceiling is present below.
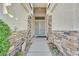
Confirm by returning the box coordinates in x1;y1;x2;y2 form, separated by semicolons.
33;3;48;7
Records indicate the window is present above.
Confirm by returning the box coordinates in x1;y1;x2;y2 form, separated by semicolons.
35;17;45;20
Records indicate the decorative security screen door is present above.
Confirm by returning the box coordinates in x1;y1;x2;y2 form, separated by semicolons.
35;20;45;36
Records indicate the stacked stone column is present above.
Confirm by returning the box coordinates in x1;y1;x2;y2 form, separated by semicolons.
47;15;53;43
21;15;32;55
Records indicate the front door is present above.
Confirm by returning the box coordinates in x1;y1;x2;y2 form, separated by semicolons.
35;20;45;36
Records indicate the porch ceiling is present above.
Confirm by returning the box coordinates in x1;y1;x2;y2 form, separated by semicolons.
32;3;49;7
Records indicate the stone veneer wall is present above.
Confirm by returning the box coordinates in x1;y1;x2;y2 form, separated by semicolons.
47;16;52;41
7;31;27;55
48;31;79;56
47;14;79;56
7;16;32;56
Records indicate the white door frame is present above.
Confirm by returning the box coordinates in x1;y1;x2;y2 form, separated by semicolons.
34;19;46;36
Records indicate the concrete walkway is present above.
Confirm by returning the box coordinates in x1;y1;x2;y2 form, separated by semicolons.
26;37;52;56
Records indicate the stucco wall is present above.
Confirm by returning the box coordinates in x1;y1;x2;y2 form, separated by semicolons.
73;4;79;31
0;4;5;20
1;4;29;31
52;4;79;31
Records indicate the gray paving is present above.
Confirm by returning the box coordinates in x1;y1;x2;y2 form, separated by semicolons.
26;37;52;56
